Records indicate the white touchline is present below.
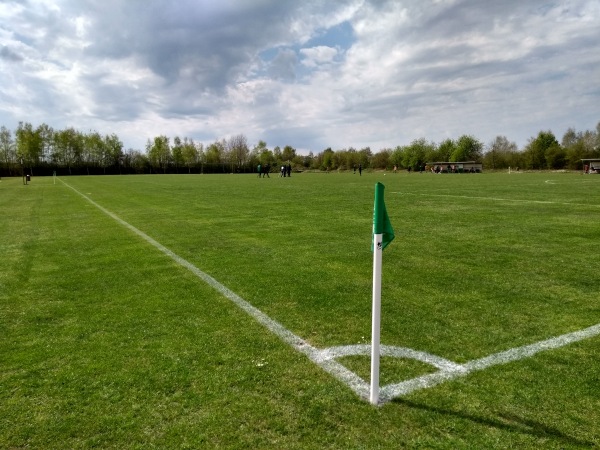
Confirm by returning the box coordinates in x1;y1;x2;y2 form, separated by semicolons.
60;179;600;405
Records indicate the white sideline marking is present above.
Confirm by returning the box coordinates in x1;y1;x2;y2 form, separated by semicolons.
60;179;600;405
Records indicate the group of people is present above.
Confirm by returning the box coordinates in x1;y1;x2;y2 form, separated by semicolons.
257;163;292;177
280;164;292;177
256;163;270;177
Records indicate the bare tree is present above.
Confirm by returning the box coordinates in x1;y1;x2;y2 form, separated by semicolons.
226;134;249;171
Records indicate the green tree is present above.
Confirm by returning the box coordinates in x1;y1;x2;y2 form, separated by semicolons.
402;138;434;170
333;147;358;170
561;128;577;149
435;139;455;162
332;149;345;170
85;131;105;173
273;146;282;164
181;138;199;173
253;140;268;154
104;133;123;170
205;140;225;165
37;123;54;164
562;128;597;169
196;142;205;167
451;135;483;162
302;151;314;169
172;136;184;172
545;143;566;169
389;146;403;169
320;147;334;170
523;131;559;170
250;141;270;167
146;136;171;172
261;150;275;167
371;148;391;170
15;122;43;172
484;136;518;170
53;128;83;174
125;149;148;173
282;145;296;163
0;126;15;174
358;147;372;169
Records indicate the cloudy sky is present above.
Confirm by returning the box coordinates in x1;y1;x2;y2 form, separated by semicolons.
1;0;599;154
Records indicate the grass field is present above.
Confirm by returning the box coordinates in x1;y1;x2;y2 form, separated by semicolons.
1;171;599;448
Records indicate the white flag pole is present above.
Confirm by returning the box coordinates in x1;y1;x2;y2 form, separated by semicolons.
370;232;383;405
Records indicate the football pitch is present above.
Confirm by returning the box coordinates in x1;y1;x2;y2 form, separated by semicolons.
1;171;599;448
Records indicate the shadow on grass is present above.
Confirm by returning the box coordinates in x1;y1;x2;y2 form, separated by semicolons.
393;398;596;447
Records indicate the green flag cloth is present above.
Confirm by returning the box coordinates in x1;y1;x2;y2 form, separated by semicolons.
372;182;395;251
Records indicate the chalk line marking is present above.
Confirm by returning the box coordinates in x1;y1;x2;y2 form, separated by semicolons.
60;179;600;405
379;322;600;402
58;179;368;399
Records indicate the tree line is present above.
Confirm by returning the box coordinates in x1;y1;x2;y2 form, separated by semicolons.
1;121;599;177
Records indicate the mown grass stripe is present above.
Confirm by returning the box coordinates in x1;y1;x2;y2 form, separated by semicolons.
392;191;600;207
58;177;600;406
58;178;371;400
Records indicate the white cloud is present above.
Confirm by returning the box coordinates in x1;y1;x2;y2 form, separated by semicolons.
0;0;598;154
300;46;338;68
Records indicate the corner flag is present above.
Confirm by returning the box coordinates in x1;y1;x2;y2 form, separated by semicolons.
370;182;394;405
372;182;395;251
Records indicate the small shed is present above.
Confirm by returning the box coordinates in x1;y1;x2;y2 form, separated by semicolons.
581;159;600;174
426;161;483;173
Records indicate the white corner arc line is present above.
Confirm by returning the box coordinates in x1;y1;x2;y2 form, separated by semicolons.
60;179;600;405
315;345;463;372
379;323;600;402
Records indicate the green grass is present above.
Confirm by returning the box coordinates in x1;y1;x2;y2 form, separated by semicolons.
1;172;599;448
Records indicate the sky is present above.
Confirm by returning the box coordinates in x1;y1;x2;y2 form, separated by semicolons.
1;0;599;155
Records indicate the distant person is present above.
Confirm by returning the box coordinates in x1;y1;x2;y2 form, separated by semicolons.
280;165;285;177
263;164;270;177
359;164;362;176
257;163;262;177
353;165;356;174
393;165;397;173
287;164;291;177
